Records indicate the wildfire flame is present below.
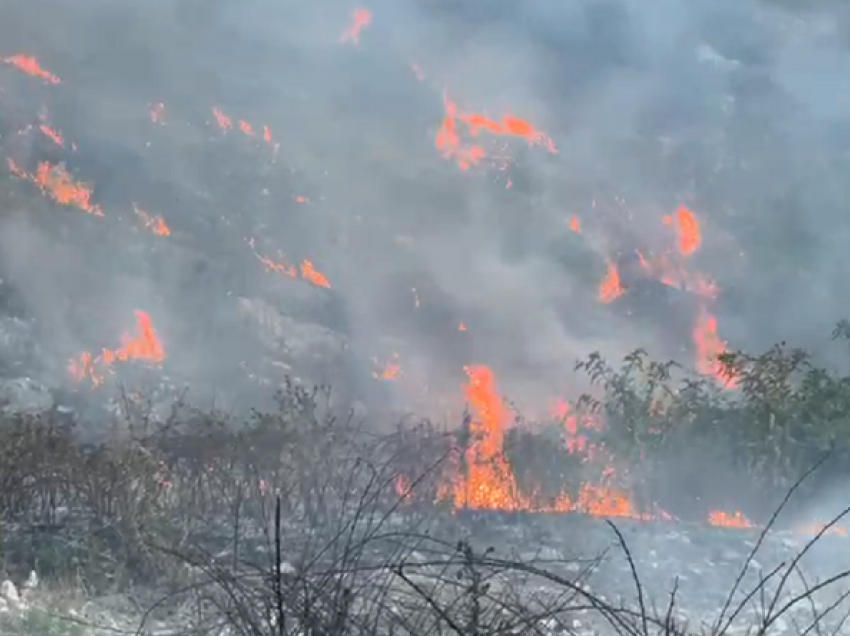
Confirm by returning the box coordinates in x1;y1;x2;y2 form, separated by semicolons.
134;203;171;236
708;510;755;529
8;160;103;216
340;8;372;45
372;352;401;380
2;54;60;84
0;36;777;535
598;261;624;303
664;205;702;256
68;311;165;387
211;107;275;148
436;91;557;170
248;239;332;289
694;308;737;387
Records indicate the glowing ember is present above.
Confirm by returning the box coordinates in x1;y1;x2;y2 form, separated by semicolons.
38;124;64;147
6;158;27;179
340;8;372;45
372;353;401;380
150;102;166;124
1;55;60;84
134;203;171;236
796;523;850;537
440;366;645;518
212;107;233;131
68;311;165;387
708;510;755;529
248;239;332;289
210;107;275;149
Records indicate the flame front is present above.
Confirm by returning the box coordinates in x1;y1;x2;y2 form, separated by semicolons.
440;366;647;518
708;510;755;529
248;239;332;289
436;91;556;170
2;54;60;84
444;365;531;510
8;160;103;216
69;311;165;387
134;204;171;236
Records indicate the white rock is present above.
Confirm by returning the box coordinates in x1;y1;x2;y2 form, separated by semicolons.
0;580;20;605
23;570;37;590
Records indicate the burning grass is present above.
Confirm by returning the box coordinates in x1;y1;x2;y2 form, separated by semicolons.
1;329;850;633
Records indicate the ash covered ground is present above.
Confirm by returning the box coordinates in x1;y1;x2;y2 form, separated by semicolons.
2;0;850;632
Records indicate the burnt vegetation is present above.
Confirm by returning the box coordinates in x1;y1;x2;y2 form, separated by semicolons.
0;330;850;634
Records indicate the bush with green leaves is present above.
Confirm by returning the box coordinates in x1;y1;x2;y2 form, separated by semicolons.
568;320;850;522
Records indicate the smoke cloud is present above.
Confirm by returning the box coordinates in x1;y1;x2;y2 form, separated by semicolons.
1;0;849;416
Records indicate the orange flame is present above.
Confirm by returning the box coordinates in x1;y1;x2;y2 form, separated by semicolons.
443;365;529;510
39;124;64;147
134;204;171;236
796;523;850;538
248;239;332;289
211;107;275;149
598;261;624;303
708;510;755;529
439;367;645;519
300;259;331;288
693;308;736;387
436;91;556;170
372;353;401;380
340;8;372;45
68;311;165;387
664;205;702;257
2;55;60;84
212;107;233;131
9;160;103;216
33;162;102;215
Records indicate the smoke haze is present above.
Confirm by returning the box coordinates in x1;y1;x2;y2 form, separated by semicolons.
1;0;850;415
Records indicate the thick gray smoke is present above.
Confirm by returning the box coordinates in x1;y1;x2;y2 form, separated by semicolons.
1;0;849;416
